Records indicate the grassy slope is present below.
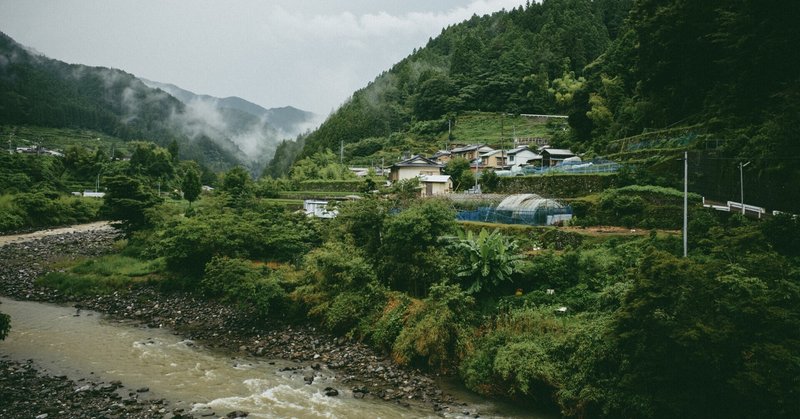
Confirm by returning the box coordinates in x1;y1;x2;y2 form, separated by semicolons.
2;125;130;156
446;112;565;147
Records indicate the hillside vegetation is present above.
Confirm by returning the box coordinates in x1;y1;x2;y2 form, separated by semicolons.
274;0;798;212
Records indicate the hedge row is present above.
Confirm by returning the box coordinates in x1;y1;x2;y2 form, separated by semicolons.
298;179;365;192
494;174;618;197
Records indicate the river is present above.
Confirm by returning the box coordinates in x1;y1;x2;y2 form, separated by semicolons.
0;297;437;418
0;297;549;418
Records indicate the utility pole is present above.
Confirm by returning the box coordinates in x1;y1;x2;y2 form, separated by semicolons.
683;151;688;258
474;157;478;189
739;161;750;215
447;119;452;151
340;141;344;164
501;114;505;169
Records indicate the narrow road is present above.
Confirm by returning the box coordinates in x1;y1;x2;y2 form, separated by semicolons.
0;221;112;247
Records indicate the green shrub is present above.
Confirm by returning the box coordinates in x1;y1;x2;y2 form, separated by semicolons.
391;283;475;371
364;292;413;351
202;256;258;298
0;208;24;231
572;185;703;229
158;210;320;278
202;256;288;318
294;242;385;332
322;290;384;333
298;179;364;192
538;228;584;250
459;305;568;402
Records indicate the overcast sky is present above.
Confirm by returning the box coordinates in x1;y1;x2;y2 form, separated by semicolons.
0;0;528;116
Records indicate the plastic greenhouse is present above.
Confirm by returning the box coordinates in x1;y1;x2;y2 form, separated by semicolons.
457;194;572;226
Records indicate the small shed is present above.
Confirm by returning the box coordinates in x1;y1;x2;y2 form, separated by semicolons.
541;148;576;167
419;174;452;196
303;200;338;219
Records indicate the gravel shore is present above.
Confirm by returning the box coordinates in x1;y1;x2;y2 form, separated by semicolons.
0;226;476;418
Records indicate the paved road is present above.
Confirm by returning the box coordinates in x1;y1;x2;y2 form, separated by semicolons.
0;221;112;247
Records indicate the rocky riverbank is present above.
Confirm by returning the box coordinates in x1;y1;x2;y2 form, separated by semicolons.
0;357;172;419
0;226;479;418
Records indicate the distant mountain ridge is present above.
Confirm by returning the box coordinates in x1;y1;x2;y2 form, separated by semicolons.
141;79;317;139
0;31;317;173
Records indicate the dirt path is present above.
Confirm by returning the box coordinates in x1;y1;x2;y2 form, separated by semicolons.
0;221;112;247
561;225;681;236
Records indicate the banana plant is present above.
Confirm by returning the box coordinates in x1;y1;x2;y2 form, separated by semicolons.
452;228;524;294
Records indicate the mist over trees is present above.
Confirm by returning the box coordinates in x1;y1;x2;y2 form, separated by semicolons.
0;32;318;175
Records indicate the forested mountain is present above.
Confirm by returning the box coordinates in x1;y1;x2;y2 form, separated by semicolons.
297;0;630;158
287;0;799;211
141;79;318;141
0;32;310;173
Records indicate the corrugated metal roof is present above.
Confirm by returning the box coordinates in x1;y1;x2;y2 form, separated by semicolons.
480;149;503;157
451;144;486;153
420;175;451;183
541;148;575;156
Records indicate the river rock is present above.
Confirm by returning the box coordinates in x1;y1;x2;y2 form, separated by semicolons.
323;387;339;397
0;226;472;416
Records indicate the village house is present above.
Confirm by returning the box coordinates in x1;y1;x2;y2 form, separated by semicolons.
479;149;507;169
15;146;64;157
388;155;443;182
506;146;542;170
450;144;494;161
541;148;576;167
430;150;452;164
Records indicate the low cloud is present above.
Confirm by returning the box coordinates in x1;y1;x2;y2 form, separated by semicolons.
0;0;529;114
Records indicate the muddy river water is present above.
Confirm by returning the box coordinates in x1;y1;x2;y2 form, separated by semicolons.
0;297;439;418
0;297;547;418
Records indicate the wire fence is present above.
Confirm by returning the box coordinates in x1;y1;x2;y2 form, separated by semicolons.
456;206;573;226
524;158;621;175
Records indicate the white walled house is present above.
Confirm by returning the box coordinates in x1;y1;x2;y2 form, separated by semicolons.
389;155;443;182
506;146;542;170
